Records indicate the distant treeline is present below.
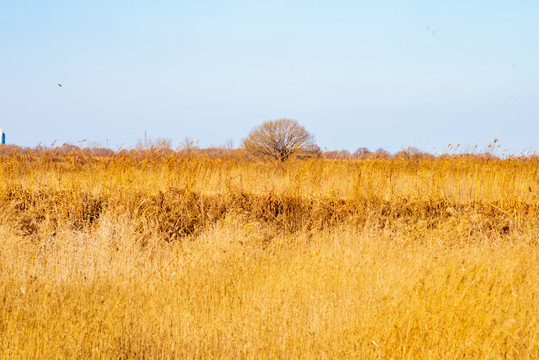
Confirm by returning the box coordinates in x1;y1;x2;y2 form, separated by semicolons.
0;143;535;161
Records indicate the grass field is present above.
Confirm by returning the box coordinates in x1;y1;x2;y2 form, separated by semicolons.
1;148;538;359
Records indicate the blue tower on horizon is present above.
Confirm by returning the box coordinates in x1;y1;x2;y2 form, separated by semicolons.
0;129;5;145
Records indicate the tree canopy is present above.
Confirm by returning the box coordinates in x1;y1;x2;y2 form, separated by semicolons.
243;119;317;162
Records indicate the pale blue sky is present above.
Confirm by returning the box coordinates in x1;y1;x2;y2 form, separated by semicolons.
1;0;538;153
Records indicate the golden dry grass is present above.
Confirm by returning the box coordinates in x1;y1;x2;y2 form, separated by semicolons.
1;149;538;359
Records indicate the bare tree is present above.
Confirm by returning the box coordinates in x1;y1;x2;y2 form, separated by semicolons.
353;147;372;159
243;119;317;162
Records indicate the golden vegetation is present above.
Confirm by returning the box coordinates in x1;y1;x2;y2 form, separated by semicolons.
1;148;538;359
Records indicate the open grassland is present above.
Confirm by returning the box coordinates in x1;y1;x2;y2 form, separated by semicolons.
1;149;538;359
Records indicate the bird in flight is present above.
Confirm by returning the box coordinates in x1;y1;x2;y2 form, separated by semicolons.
58;83;62;87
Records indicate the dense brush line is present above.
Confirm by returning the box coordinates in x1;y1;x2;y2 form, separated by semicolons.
2;186;537;244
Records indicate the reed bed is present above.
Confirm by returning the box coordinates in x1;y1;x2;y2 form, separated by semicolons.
1;149;538;359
